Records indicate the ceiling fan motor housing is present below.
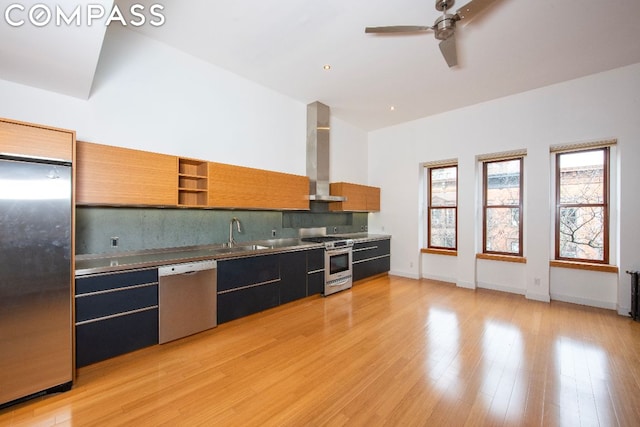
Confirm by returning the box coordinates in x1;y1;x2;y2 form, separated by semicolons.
434;14;456;40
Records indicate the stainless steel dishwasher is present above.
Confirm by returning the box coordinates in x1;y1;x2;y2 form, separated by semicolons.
158;260;217;344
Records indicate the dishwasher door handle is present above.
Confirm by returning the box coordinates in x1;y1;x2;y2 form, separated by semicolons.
158;260;216;277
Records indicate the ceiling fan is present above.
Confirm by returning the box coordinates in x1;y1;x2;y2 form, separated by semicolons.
365;0;502;67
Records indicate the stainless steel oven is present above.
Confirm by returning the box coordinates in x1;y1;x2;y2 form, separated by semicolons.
301;234;354;296
325;243;353;295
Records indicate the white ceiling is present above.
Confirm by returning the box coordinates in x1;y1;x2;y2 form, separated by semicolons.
2;0;640;131
0;0;112;98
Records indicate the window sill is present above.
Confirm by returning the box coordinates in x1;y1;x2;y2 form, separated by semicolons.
550;260;618;273
421;248;457;256
476;253;527;264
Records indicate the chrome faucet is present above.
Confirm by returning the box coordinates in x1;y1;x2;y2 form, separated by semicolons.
229;217;242;246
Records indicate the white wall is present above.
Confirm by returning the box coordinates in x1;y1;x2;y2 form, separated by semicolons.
368;63;640;314
0;25;367;182
329;116;369;184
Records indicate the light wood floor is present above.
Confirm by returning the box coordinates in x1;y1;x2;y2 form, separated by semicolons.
2;275;640;426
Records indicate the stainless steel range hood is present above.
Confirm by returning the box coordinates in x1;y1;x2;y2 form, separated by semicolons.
307;101;346;202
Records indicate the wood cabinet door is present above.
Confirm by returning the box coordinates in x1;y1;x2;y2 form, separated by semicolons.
76;141;178;206
329;182;380;212
209;162;309;210
0;118;73;162
329;182;365;211
366;186;381;212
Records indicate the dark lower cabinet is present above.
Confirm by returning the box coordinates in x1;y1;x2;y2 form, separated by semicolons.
217;254;280;324
217;254;279;292
307;248;325;296
217;281;280;324
76;285;158;322
75;268;159;368
217;249;327;324
280;251;307;304
353;256;391;281
307;271;324;295
352;238;391;282
76;309;158;367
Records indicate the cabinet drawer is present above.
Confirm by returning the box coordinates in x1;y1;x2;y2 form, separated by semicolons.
217;254;279;292
217;281;279;324
353;239;390;262
308;270;324;296
307;248;324;272
76;284;158;323
76;269;158;295
76;308;158;367
353;257;391;282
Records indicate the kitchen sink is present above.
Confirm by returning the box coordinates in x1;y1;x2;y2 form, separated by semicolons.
235;244;271;251
209;244;271;255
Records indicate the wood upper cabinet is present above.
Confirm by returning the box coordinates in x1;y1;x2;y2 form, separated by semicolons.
76;141;177;206
329;182;381;212
0;118;74;161
209;162;309;210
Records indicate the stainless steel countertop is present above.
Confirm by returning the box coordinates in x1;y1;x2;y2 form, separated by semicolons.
336;233;391;242
75;234;390;276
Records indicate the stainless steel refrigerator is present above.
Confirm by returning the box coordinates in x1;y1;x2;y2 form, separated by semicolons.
0;155;73;407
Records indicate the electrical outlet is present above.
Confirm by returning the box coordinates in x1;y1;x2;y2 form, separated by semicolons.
110;237;119;248
534;278;541;286
333;226;337;233
271;229;277;237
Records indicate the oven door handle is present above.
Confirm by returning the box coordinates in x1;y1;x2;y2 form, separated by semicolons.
327;277;352;287
327;247;352;256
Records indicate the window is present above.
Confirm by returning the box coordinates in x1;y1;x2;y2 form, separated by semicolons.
483;158;523;256
555;147;608;263
427;165;457;250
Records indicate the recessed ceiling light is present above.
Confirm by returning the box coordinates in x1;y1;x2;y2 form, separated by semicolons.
390;105;395;111
323;64;331;70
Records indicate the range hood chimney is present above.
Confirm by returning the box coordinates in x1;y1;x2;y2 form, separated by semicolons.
306;101;346;202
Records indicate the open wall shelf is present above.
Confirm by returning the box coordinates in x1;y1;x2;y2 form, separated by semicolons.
178;158;208;207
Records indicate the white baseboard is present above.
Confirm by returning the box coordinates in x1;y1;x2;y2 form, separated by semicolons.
456;280;475;290
617;305;631;317
389;270;420;280
526;292;551;303
477;281;526;296
550;293;617;310
421;273;456;284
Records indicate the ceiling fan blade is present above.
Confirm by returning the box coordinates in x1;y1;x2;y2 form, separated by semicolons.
365;26;432;34
439;34;458;67
455;0;501;25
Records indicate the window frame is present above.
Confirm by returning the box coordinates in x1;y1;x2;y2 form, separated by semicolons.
427;165;458;251
554;147;609;264
482;157;524;257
